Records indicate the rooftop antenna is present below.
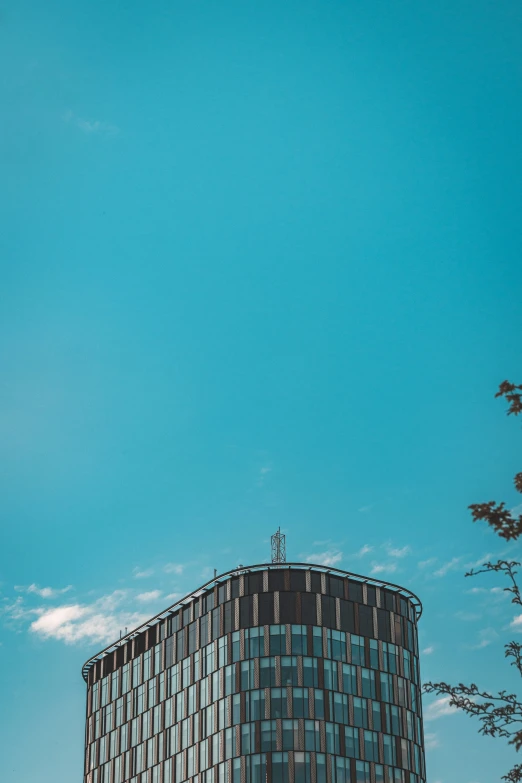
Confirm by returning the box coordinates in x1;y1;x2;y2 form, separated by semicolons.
271;527;286;564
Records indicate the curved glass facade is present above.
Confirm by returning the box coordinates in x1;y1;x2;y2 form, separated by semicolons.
83;565;425;783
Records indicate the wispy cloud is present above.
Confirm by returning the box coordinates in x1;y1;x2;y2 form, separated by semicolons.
14;583;72;599
62;109;119;136
23;590;146;645
133;567;154;579
433;557;462;577
422;645;435;655
465;554;492;570
257;465;272;487
370;562;397;576
424;732;440;750
356;544;373;557
386;545;411;558
510;614;522;631
418;558;437;569
136;590;162;603
164;563;184;575
455;611;481;622
358;505;373;513
304;550;343;567
471;627;498;649
424;695;458;721
165;592;182;602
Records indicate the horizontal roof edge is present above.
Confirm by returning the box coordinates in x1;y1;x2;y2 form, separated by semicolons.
81;561;422;682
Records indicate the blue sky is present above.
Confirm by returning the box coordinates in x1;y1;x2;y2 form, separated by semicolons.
1;1;522;781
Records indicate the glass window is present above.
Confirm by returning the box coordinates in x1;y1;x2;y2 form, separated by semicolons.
353;697;368;728
281;656;298;686
383;643;397;674
241;722;255;755
143;651;151;681
303;657;318;687
390;705;401;735
304;720;321;751
383;733;396;766
291;625;307;655
333;756;349;783
314;688;324;719
351;635;365;666
312;627;323;657
282;719;298;750
224;664;235;696
247;689;265;721
294;752;311;783
218;636;228;668
345;726;359;758
324;659;337;691
224;726;235;759
248;754;267;783
325;722;340;754
369;639;379;669
355;760;370;783
328;630;346;662
380;672;392;703
316;754;326;783
341;663;357;695
333;692;349;724
372;700;382;731
241;660;255;691
246;627;264;658
272;752;289;783
293;687;309;718
271;688;288;719
361;668;376;699
411;682;418;713
260;657;276;687
231;631;240;662
269;626;286;656
260;720;276;751
364;730;379;762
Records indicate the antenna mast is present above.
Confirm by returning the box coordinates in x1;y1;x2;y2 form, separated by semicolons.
271;527;286;564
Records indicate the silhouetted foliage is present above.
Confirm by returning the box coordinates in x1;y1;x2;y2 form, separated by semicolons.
424;381;522;782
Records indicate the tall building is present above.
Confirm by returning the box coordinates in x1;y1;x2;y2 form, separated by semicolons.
82;562;425;783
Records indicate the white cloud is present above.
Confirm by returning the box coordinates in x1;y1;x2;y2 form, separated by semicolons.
2;596;40;622
27;591;147;645
136;590;162;603
424;695;458;721
164;563;184;575
165;592;182;602
257;465;272;487
424;732;440;750
370;562;397;576
133;567;154;579
15;583;72;599
422;645;435;655
63;109;119;136
433;557;462;577
510;614;522;630
304;550;343;567
387;545;411;558
356;545;373;557
455;611;481;622
471;627;498;649
465;554;492;570
418;558;437;569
